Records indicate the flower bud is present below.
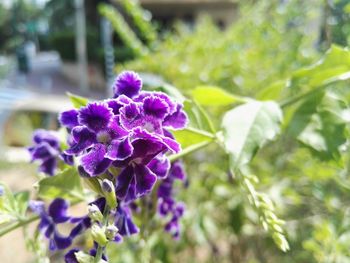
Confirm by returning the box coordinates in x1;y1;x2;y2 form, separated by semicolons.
105;224;119;240
88;204;103;222
74;251;94;263
101;179;117;209
91;224;108;246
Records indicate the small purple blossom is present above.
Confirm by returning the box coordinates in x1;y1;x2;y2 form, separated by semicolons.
28;129;73;176
29;198;89;251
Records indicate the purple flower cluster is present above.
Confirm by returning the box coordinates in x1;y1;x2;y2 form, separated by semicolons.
60;71;187;202
28;130;73;176
29;71;188;261
158;160;186;239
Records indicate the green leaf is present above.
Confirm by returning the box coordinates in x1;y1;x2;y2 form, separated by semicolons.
0;183;29;224
67;92;89;109
0;183;16;213
13;191;29;217
192;86;246;106
257;80;287;100
290;45;350;88
222;101;282;170
172;127;214;149
288;92;348;161
37;167;84;202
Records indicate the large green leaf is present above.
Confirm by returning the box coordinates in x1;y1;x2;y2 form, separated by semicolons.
288;92;348;161
290;45;350;88
222;101;282;170
192;86;245;106
37;167;84;202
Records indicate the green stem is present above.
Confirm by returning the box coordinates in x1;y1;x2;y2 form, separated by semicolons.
169;139;213;162
94;205;110;263
0;214;39;237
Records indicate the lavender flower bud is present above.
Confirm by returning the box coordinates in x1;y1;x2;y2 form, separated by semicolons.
91;224;108;246
102;179;117;209
105;224;119;240
88;204;103;222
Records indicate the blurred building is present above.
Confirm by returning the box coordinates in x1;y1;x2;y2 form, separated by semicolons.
139;0;238;28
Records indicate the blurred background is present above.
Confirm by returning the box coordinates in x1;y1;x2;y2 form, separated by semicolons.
1;0;350;262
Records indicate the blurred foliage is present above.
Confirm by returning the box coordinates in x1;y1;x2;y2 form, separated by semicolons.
120;1;320;96
0;0;41;53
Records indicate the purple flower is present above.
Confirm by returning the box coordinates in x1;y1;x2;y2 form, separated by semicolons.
30;198;91;251
28;129;73;176
114;132;174;202
114;203;139;237
66;103;133;176
157;161;187;238
30;199;72;250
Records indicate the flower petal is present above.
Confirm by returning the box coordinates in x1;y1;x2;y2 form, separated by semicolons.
161;136;181;153
119;102;142;130
107;116;129;139
53;231;72;250
170;161;186;181
135;91;177;114
59;109;79;129
134;164;157;198
80;144;112;176
78;102;113;132
64;249;79;263
69;217;91;238
105;95;132;115
113;71;142;98
33;129;60;148
48;198;70;223
60;153;74;166
115;206;139;236
147;155;170;178
163;104;188;130
30;142;58;161
143;95;169;120
39;157;57;176
65;126;96;155
115;165;134;200
106;137;133;161
29;200;46;215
